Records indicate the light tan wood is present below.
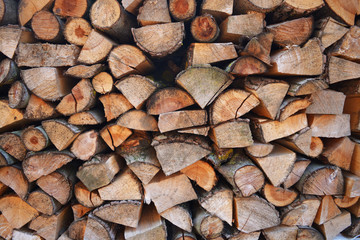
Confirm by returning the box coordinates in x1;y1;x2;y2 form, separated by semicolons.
67;217;87;240
91;72;113;94
0;148;16;166
241;32;273;65
187;43;237;66
325;0;358;25
245;142;274;158
0;131;27;160
321;137;355;170
99;93;133;121
71;130;106;161
234;0;282;13
161;204;192;232
169;0;196;21
263;184;298;207
137;0;171;26
314;17;348;49
297;227;324;240
306;89;345;114
201;0;233;20
277;127;312;156
308;114;351;138
351;139;360;176
53;0;90;17
328;56;360;84
334;196;359;208
317;211;351;240
117;109;158;132
263;225;298;240
178;126;210;136
0;166;29;199
190;14;219;43
335;79;360;96
64;17;92;46
8;81;30;109
277;97;311;121
158;110;207;133
343;96;360;134
31;10;63;42
331;26;360;62
100;124;132;151
27;190;61;215
343;171;360;198
84;214;117;240
348;198;360;217
283;157;311;188
314;195;341;225
72;204;92;220
181;160;217;192
281;197;321;226
12;229;42;240
0;26;22;59
0;213;13;240
24;94;57;121
122;0;143;15
193;206;224;239
0;100;25;132
287;77;329;97
68;110;105;126
74;182;104;208
18;0;54;26
228;56;268;76
272;0;324;22
0;59;19;86
65;64;104;79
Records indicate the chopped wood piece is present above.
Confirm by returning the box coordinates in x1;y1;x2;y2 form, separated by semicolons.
64;17;92;46
219;13;265;43
331;26;360;61
22;150;74;182
308;114;351;138
277;98;311;121
160;204;192;232
234;196;280;233
206;144;234;167
180;160;217;192
321;137;355;170
193;206;224;239
0;149;16;166
100;124;132;151
0;132;27;160
310;137;324;158
268;38;324;76
53;0;90;17
132;22;185;58
306;90;345;115
92;72;113;94
90;0;136;42
74;182;104;208
187;43;237;66
31;10;63;42
99;93;133;121
152;133;211;175
8;81;30;109
228;56;268;76
137;0;171;26
24;94;57;121
0;194;38;228
124;204;167;240
314;17;348;48
325;0;358;25
94;200;143;227
281;197;321;226
42;119;83;151
0;0;17;25
158;110;207;133
251;113;308;143
234;0;282;13
263;225;298;240
77;30;115;64
68;217;87;240
117;109;158;131
108;45;154;79
169;0;196;21
241;32;273;65
122;0;143;15
271;0;324;22
348;199;360;217
12;229;42;240
277;127;312;156
71;130;106;161
21;67;72;101
27;190;61;215
245;142;274;158
201;0;233;20
263;184;298;207
210;119;253;148
287;77;329;97
65;64;104;79
343;172;360;198
178;126;210;136
343;215;360;238
76;153;121;191
68;110;105;126
334;196;359;208
351;139;360;176
317;211;351;240
0;213;13;240
296;163;344;195
0;166;29;199
146;87;195;115
343;96;360;134
328;56;360;84
0;26;22;59
176;65;232;109
334;79;360;96
244;77;289;120
283;157;311;189
0;100;24;132
72;204;92;220
314;195;341;225
224;230;261;240
0;59;18;86
84;214;117;240
98;167;143;201
297;227;324;240
171;225;196;240
218;152;264;197
190;14;220;43
18;0;53;26
144;172;197;213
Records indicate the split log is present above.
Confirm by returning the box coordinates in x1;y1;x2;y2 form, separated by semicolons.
193;206;224;239
190;14;219;43
201;0;233;20
53;0;90;17
0;213;13;240
267;16;313;47
178;126;210;136
234;196;280;233
71;204;92;220
143;172;197;213
68;110;105;126
297;227;324;240
27;190;62;215
343;215;360;238
0;131;27;160
65;64;104;79
24;94;57;120
240;32;273;65
42;119;83;151
249;144;296;187
31;11;64;42
0;100;25;132
99;93;133;121
304;136;324;158
245;141;273;158
0;149;16;166
108;45;154;79
171;226;196;240
169;0;196;21
281;197;321;226
90;0;136;42
100;124;132;151
117;109;158;131
234;0;282;13
146;87;195;115
84;214;117;240
0;59;18;86
74;182;104;208
97;167;143;201
348;199;360;217
244;77;289;120
218;152;264;196
206;144;234;167
8;81;30;109
158;110;207;133
176;65;233;109
68;217;87;240
320;137;355;170
334;196;359;208
277;97;312;121
0;165;29;199
63;17;92;46
268;38;324;76
314;17;348;49
228;56;268;76
271;0;324;22
160;204;192;232
218;13;265;43
18;0;53;26
324;0;358;25
308;114;351;138
351;139;360;176
283;157;311;189
0;0;17;25
331;26;360;62
93;200;143;227
180;160;217;192
314;195;341;225
22;150;74;182
132;22;185;58
137;0;171;26
287;77;329;97
334;79;360;96
343;172;360;198
186;43;237;66
262;225;298;240
71;130;106;161
12;229;42;240
151;133;211;175
328;56;360;84
343;96;360;133
317;211;351;240
76;153;121;191
21;67;72;101
306;90;345;115
92;72;113;94
296;163;344;195
277;127;312;156
0;26;22;59
263;184;298;207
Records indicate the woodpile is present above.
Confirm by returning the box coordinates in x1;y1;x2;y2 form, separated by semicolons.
1;0;360;239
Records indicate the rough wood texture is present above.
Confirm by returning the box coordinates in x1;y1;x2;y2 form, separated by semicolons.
283;157;311;188
344;96;360;133
331;26;360;62
193;206;224;239
0;0;17;25
190;14;220;43
314;17;348;49
0;100;24;132
0;213;13;240
328;56;360;84
74;182;104;208
18;0;54;26
0;59;19;86
314;195;341;225
234;0;282;13
277;97;312;121
8;81;30;109
100;124;132;151
0;166;29;199
241;32;273;65
334;196;359;208
65;64;104;79
31;10;63;42
0;26;22;59
24;94;57;121
281;197;321;226
27;190;61;215
201;0;233;20
99;93;133;122
317;210;351;240
263;184;298;207
228;56;268;76
180;160;217;192
92;72;113;94
53;0;90;17
84;214;117;240
187;43;237;66
71;130;106;161
169;0;196;21
117;109;158;132
137;0;171;26
158;110;207;133
161;204;192;232
287;77;328;97
306;89;345;115
277;127;312;156
321;137;355;170
297;227;324;240
308;114;351;138
0;131;27;160
64;17;92;46
351;139;360;176
262;225;298;240
324;0;358;25
245;141;274;158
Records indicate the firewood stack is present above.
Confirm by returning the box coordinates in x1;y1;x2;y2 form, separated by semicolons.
1;0;360;239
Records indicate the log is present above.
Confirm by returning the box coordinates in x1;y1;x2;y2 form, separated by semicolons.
343;215;360;238
186;43;237;66
190;14;220;43
234;196;280;233
0;213;13;240
93;200;143;227
244;77;289;120
334;196;359;208
178;126;210;136
53;0;90;17
245;142;273;158
218;152;264;196
71;130;106;160
262;225;298;240
0;59;19;86
277;127;312;156
263;184;298;207
320;137;355;170
296;163;344;195
0;0;17;25
42;119;83;151
68;110;105;126
249;144;296;187
297;227;324;240
314;195;341;225
24;94;57;120
343;96;360;134
99;93;133;121
8;81;30;109
0;26;22;59
158;110;207;133
31;10;64;42
180;160;217;192
68;217;87;240
0;131;27;160
218;13;265;43
283;157;311;189
328;56;360;84
348;199;360;217
100;124;132;151
308;114;351;138
271;0;324;22
0;165;29;199
74;182;104;208
201;0;233;20
343;172;360;198
307;137;325;159
65;64;104;79
314;17;348;49
317;210;351;240
27;190;62;215
116;109;158;132
306;89;345;115
21;67;72;101
84;214;117;240
267;16;313;47
277;97;312;121
193;206;224;239
12;229;42;240
0;149;17;166
76;153;121;191
228;56;268;76
18;0;53;26
331;26;360;62
71;204;92;220
160;204;192;232
351;139;360;176
324;0;358;25
206;144;233;166
63;17;92;46
143;172;197;213
240;32;273;65
171;226;196;240
233;0;282;13
169;0;196;21
122;0;143;15
151;133;211;175
281;197;321;226
287;77;329;97
334;79;360;96
0;100;25;132
132;22;185;58
92;72;113;94
108;45;154;79
137;0;171;26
